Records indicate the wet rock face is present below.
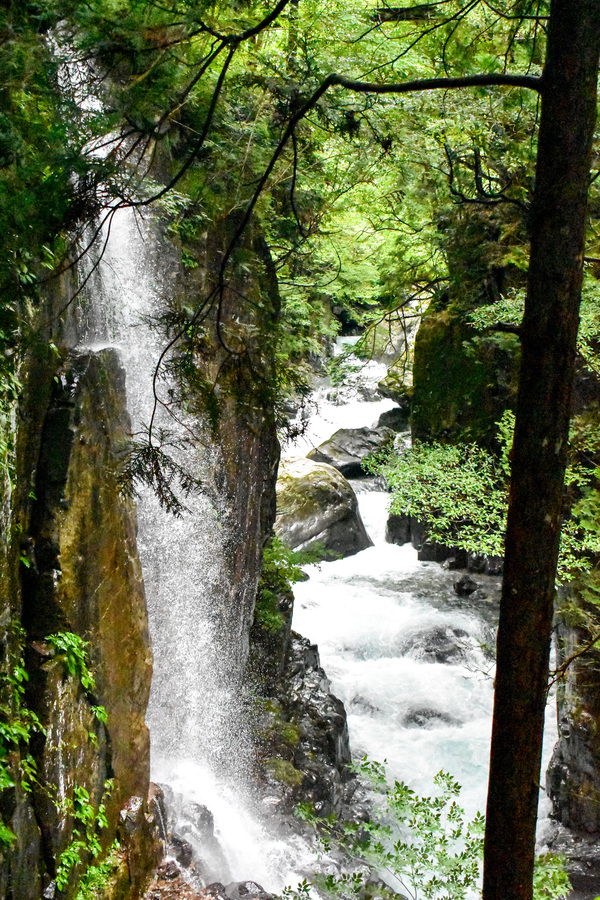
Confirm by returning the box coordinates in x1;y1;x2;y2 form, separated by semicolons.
275;458;372;561
148;783;232;888
307;426;393;478
376;406;410;433
254;633;352;818
19;350;154;894
547;613;600;834
385;513;504;575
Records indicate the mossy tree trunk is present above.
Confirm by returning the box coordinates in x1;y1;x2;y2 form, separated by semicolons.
482;2;600;898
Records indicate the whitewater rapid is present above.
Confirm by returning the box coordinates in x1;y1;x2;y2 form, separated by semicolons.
291;372;558;835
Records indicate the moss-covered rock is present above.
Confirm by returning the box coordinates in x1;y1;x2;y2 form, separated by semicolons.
411;306;520;447
275;458;372;560
377;360;413;408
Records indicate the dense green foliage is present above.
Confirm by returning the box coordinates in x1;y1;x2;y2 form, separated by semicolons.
287;758;570;900
369;411;600;582
0;0;555;399
255;536;306;632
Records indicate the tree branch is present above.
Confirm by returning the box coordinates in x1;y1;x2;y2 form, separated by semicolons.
328;71;543;95
548;631;600;689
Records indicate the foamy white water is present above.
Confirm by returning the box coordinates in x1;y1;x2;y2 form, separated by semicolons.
79;208;320;888
292;347;558;832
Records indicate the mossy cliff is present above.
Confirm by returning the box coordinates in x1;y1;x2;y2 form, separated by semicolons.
411;308;520;446
0;273;158;898
410;206;523;447
22;351;154;879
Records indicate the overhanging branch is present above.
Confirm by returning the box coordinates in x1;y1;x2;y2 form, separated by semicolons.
328;71;543;94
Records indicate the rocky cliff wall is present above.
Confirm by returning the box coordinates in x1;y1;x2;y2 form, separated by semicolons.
169;215;281;673
547;602;600;833
0;277;157;898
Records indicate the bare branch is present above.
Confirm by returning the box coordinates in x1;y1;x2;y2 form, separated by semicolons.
329;71;542;95
548;631;600;689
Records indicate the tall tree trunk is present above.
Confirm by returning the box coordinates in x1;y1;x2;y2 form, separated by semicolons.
482;2;600;898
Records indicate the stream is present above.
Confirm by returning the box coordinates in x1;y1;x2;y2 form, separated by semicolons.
291;356;557;836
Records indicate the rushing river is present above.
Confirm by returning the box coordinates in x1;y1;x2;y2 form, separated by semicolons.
290;355;558;854
291;351;557;827
293;490;498;820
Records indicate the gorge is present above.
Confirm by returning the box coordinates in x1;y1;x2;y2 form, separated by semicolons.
3;2;600;899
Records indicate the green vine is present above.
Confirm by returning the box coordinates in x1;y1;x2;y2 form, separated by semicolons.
46;633;107;726
0;622;44;847
55;780;113;892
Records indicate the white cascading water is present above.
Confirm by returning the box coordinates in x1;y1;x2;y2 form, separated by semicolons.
78;208;319;888
79;212;558;890
291;347;558;835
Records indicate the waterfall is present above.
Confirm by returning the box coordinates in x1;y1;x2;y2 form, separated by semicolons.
77;207;330;890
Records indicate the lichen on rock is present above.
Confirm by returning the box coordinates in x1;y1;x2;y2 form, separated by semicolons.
275;458;372;561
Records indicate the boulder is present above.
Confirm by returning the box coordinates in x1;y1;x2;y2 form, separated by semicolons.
403;707;460;728
454;574;478;596
376;406;410;432
377;360;413;407
467;552;504;576
275;458;373;560
399;625;469;664
307;426;393;478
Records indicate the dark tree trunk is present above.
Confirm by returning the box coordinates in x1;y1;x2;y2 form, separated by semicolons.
482;2;600;898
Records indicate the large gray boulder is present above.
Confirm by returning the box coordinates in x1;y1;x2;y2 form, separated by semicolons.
275;458;372;559
307;426;393;478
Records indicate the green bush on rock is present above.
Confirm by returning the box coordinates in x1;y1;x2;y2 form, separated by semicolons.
284;759;570;900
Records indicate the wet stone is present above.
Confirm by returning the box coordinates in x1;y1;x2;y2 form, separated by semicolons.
399;625;469;664
225;881;274;900
158;860;181;880
169;834;194;868
403;707;460;728
181;802;215;840
453;574;478;596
